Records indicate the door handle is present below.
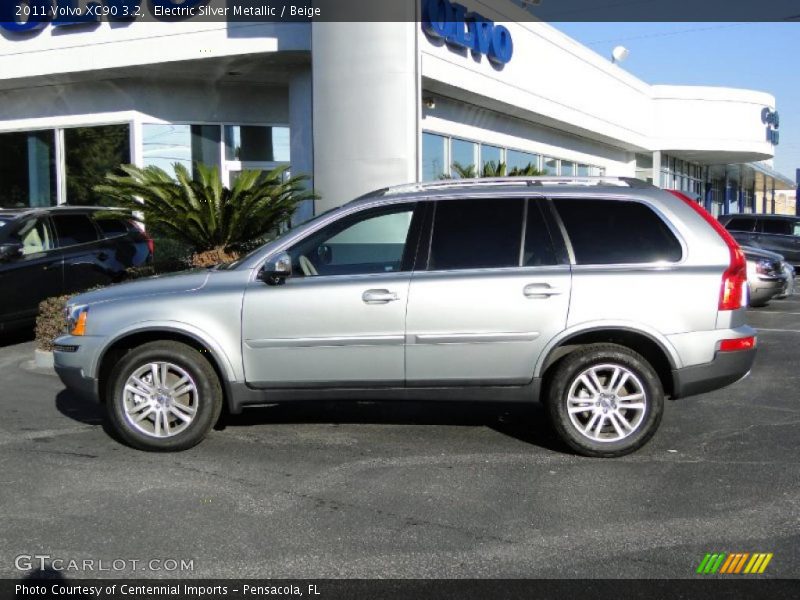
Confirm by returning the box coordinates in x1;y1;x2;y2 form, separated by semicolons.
523;283;562;298
362;289;399;304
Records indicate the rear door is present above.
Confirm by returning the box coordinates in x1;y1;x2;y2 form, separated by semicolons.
405;197;571;386
0;217;63;325
51;212;112;294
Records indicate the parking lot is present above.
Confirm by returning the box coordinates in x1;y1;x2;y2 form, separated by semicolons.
1;292;798;580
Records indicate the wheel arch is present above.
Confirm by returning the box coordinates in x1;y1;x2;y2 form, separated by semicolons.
536;325;680;399
94;325;237;409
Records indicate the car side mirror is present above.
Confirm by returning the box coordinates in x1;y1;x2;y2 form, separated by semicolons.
0;242;23;262
258;252;292;285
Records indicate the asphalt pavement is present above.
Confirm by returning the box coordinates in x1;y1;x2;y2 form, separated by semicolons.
0;293;798;579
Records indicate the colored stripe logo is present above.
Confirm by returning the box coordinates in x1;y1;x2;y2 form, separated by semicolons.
696;552;773;574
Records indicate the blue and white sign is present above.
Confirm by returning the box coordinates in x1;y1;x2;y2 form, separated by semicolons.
421;0;513;66
761;107;780;146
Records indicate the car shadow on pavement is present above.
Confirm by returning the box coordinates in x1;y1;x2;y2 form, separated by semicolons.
220;400;568;453
54;389;129;445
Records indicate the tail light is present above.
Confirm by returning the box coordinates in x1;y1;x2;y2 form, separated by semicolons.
128;219;155;257
666;190;747;311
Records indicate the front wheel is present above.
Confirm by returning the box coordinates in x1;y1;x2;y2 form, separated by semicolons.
546;344;664;458
107;341;223;451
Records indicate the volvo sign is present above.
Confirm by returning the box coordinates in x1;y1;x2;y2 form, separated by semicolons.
421;0;513;66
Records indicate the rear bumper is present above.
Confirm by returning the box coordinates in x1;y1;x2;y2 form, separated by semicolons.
671;348;756;399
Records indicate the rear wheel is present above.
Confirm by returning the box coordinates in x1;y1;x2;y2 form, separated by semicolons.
107;341;222;451
546;344;664;458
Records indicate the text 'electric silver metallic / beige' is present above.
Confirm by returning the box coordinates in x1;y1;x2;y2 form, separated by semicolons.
55;177;756;457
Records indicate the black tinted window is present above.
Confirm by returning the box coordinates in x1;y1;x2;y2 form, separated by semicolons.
760;219;792;235
94;217;128;238
554;198;682;265
725;218;756;232
52;214;99;247
430;198;524;270
523;203;558;267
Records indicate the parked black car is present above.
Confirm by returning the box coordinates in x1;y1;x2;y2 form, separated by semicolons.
719;213;800;267
0;206;152;332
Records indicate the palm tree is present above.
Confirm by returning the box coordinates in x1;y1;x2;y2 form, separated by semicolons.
95;163;315;265
509;162;548;177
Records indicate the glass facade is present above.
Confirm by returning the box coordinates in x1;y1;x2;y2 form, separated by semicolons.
421;132;604;181
225;125;290;162
0;130;57;208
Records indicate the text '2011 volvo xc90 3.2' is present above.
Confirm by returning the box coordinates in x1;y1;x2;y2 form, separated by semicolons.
54;177;756;457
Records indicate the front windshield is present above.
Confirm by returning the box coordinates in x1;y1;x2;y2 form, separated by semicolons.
220;206;342;270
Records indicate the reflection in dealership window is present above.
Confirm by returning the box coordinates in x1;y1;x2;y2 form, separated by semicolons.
225;126;289;162
142;124;220;178
65;124;131;206
422;133;447;181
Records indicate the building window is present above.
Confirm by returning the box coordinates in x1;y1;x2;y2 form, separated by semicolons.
507;150;540;173
0;130;57;208
544;157;559;176
64;125;131;206
481;144;503;171
142;124;221;179
224;125;290;162
422;133;447;181
451;138;477;177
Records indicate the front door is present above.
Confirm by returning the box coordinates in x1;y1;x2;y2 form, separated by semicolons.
405;197;571;386
241;202;423;387
0;217;63;326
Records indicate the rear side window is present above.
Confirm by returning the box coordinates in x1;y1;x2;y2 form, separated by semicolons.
429;198;524;270
760;219;792;235
94;217;129;238
725;218;756;232
52;214;99;247
553;198;682;265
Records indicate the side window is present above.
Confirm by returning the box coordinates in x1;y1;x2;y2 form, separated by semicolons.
288;204;416;277
760;219;792;235
523;202;558;267
553;198;682;265
429;198;524;270
52;214;99;248
93;217;129;238
725;218;756;232
13;218;54;255
793;223;800;237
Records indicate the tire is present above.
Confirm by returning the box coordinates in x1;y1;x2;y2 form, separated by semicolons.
546;343;664;458
106;341;223;451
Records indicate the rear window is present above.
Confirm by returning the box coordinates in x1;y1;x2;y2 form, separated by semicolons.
725;217;756;232
760;219;792;235
553;198;682;265
52;214;99;247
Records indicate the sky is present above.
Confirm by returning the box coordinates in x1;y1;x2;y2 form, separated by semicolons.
552;22;797;181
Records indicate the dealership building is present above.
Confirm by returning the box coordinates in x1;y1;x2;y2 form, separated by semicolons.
0;0;794;222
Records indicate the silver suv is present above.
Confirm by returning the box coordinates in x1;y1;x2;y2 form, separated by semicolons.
54;178;756;457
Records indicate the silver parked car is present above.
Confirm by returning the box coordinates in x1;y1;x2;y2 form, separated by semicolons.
742;245;786;307
54;178;757;457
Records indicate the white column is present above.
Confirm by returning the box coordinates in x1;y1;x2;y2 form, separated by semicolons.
311;19;418;213
652;151;661;187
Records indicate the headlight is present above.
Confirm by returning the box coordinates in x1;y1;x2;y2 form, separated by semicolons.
65;305;89;336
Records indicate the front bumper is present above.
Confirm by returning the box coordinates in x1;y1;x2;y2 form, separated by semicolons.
53;334;102;403
671;347;756;399
749;278;783;305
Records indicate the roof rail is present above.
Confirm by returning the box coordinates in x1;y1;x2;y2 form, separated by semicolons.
378;176;654;196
